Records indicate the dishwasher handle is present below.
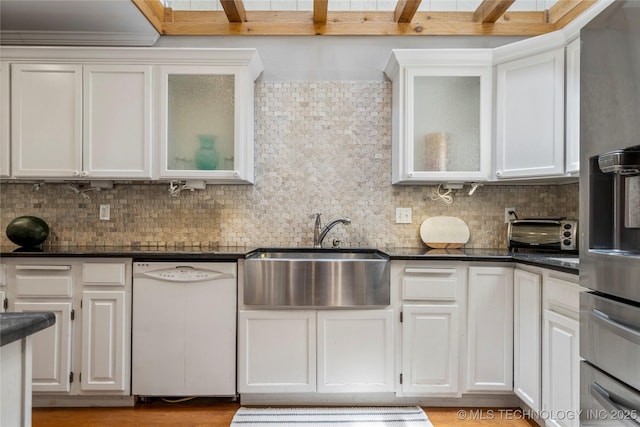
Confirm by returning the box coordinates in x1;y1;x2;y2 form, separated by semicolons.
134;266;235;282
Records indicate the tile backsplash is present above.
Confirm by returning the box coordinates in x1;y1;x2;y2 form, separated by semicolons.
0;81;578;250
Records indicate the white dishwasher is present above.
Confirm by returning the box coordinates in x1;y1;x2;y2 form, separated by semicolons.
132;262;237;397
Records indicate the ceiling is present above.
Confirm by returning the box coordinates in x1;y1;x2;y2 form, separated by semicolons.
0;0;597;46
0;0;160;46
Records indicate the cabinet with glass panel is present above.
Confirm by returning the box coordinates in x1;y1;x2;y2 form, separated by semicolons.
157;50;262;184
384;50;493;184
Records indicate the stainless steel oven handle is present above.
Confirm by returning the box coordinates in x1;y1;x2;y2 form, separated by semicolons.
592;308;640;345
591;382;640;426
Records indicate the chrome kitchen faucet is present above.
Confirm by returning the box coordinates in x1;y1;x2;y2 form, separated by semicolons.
313;213;351;248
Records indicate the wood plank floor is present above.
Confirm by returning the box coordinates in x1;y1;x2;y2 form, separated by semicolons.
32;400;539;426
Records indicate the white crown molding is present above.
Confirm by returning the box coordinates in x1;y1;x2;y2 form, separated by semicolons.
0;31;160;47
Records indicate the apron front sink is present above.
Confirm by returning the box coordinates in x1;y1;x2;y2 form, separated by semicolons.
243;248;390;308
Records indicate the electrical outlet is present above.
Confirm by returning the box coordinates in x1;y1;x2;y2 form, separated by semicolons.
99;204;110;221
504;207;515;223
396;207;412;224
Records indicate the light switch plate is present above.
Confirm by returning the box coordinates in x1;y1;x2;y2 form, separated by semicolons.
504;207;515;223
396;207;412;224
99;204;110;221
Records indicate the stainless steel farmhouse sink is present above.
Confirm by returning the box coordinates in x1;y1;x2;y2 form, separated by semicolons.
243;248;390;308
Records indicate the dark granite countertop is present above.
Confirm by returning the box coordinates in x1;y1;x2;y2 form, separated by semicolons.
1;312;56;347
0;245;578;274
0;244;251;261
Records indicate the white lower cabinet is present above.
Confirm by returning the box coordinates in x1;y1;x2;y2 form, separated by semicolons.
317;310;394;393
393;262;464;397
513;269;542;411
3;258;131;398
0;263;6;312
542;275;581;427
81;290;126;391
238;310;316;393
401;304;459;395
466;266;514;392
238;309;394;394
513;266;580;427
14;301;73;393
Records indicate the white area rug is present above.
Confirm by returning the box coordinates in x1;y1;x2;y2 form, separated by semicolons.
230;406;433;426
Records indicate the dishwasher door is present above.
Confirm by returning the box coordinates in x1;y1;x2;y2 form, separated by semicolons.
132;262;237;397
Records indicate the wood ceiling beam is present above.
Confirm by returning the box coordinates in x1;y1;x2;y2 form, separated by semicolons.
473;0;516;23
162;11;554;36
314;0;328;24
394;0;422;23
548;0;595;26
220;0;247;23
131;0;165;34
132;0;572;37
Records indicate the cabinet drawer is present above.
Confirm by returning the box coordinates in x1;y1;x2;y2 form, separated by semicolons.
15;265;73;297
544;276;580;318
82;263;125;286
402;267;458;301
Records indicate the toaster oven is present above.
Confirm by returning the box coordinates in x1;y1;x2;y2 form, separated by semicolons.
508;219;578;252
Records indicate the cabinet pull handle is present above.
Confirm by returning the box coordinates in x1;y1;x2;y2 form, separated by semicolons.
591;308;640;345
81;171;89;177
404;267;455;275
590;382;640;426
72;170;80;176
16;265;71;271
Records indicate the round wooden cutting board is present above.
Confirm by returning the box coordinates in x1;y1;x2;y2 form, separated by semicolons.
419;216;470;249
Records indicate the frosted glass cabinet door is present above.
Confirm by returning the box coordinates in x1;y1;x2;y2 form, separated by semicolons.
384;50;493;184
412;74;481;174
158;65;255;183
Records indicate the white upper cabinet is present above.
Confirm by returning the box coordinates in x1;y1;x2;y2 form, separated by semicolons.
384;50;493;184
2;47;262;184
83;65;152;179
0;62;10;178
157;52;261;184
565;38;581;176
494;45;566;179
10;62;152;179
11;63;83;178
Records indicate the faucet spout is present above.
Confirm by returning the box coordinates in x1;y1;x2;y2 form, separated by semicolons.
313;213;351;248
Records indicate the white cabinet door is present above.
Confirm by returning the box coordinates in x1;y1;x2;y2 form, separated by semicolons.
466;266;513;392
401;304;459;395
14;301;73;393
565;38;581;175
0;290;5;312
0;62;9;178
81;291;126;391
83;65;152;179
11;64;82;178
495;48;565;179
238;310;316;393
513;269;542;411
383;50;493;184
317;310;394;393
543;309;580;427
158;63;257;183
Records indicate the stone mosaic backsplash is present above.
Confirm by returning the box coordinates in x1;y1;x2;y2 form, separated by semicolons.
0;81;579;250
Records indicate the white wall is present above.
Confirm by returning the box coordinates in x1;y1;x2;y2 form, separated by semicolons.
154;35;524;81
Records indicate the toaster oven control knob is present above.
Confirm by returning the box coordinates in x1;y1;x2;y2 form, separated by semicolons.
563;231;572;238
563;223;572;229
563;239;572;246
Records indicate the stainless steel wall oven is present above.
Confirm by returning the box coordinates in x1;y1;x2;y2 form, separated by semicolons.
580;2;640;425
